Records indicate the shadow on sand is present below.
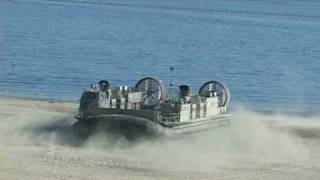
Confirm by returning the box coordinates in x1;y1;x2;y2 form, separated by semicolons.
23;117;162;148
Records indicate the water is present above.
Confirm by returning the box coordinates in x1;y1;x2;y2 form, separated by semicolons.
1;0;320;112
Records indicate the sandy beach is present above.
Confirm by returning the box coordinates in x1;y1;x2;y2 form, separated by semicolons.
0;97;320;179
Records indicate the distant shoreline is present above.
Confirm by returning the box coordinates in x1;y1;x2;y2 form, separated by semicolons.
0;94;318;118
0;94;78;104
0;95;78;113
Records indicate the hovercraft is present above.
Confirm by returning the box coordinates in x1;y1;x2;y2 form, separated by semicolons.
74;77;230;137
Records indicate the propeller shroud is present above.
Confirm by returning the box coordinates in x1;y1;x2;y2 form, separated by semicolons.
198;80;230;107
135;77;164;107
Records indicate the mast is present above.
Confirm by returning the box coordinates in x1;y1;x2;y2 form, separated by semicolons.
168;65;175;98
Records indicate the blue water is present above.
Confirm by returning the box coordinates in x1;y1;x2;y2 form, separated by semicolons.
1;0;320;112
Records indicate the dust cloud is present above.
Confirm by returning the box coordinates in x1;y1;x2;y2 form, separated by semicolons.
126;107;312;171
1;98;319;179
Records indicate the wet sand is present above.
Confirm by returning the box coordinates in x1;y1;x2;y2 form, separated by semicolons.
1;97;320;179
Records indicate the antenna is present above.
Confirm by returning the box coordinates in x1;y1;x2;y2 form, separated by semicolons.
169;65;175;87
168;65;175;98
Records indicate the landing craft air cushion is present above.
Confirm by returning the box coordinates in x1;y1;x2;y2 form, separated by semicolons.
74;77;230;137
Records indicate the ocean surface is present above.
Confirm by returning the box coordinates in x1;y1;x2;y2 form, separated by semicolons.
1;0;320;112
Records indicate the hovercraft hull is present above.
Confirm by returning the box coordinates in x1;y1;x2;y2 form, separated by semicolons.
74;112;229;137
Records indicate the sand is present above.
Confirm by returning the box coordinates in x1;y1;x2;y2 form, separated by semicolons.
1;97;320;179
